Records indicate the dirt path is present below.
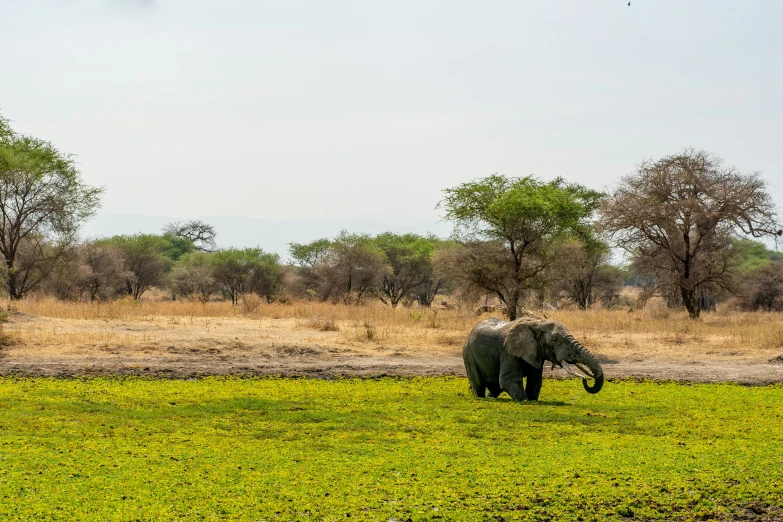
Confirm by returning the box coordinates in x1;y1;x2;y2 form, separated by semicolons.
2;313;782;384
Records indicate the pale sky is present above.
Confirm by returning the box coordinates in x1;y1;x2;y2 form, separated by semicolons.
2;1;782;236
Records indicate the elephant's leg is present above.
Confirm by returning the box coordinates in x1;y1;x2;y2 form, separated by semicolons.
464;350;487;398
487;382;502;398
498;356;528;401
524;365;543;401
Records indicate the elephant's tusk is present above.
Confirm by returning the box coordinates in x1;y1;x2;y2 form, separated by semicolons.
574;362;596;379
561;361;594;379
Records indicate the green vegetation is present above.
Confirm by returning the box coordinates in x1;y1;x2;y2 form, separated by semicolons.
0;112;102;299
3;109;782;316
0;377;781;521
211;247;282;304
373;232;444;307
439;175;604;319
734;238;783;274
106;234;194;299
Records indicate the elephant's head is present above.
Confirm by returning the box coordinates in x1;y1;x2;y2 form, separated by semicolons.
503;318;604;394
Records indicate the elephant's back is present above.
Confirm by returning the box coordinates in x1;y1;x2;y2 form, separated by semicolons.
464;318;507;357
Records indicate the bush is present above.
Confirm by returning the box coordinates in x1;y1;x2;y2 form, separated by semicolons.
169;252;219;303
212;248;281;305
737;261;783;311
240;293;263;314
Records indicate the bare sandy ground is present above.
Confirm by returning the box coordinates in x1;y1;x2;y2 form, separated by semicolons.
1;313;782;384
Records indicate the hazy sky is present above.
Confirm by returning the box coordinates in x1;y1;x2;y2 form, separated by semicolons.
2;1;782;229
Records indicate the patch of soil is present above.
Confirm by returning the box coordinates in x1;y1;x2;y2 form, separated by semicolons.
735;501;783;521
1;314;782;384
3;351;783;384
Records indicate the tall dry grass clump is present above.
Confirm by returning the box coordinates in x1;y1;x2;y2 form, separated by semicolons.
10;297;241;321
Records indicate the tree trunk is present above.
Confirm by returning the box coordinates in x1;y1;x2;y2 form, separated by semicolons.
576;280;588;310
417;280;440;307
505;291;521;321
681;287;701;319
7;272;20;300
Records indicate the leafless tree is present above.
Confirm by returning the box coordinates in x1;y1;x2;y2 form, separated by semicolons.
80;243;128;301
40;242;127;301
600;149;781;318
548;241;622;310
6;235;73;298
40;245;83;300
163;220;217;253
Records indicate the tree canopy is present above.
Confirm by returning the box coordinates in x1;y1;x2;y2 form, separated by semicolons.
600;149;781;318
211;248;281;304
440;175;602;319
373;233;441;307
163;220;217;253
0;114;103;298
106;234;179;299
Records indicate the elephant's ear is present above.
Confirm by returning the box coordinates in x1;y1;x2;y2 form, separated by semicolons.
503;320;542;369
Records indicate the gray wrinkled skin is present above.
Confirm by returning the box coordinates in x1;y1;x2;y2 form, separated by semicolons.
463;317;604;401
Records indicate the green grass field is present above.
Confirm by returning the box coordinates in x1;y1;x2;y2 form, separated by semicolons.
0;377;781;521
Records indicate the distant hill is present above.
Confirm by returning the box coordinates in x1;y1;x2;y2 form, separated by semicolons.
81;214;453;260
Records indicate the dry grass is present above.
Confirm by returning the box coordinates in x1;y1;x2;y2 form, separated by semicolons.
6;296;783;360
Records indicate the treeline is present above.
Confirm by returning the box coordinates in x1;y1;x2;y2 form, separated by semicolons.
2;113;783;317
45;229;281;305
27;222;783;317
29;226;625;310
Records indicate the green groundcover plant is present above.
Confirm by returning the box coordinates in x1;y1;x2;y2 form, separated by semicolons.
0;377;781;521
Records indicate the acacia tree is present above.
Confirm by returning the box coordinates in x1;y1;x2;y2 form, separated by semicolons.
600;149;781;318
373;232;440;307
290;232;387;303
107;234;182;299
440;175;602;320
289;238;332;297
211;248;281;304
163;220;217;253
317;232;387;303
0;114;102;298
169;252;219;303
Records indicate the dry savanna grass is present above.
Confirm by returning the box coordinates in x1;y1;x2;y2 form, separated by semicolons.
5;296;783;365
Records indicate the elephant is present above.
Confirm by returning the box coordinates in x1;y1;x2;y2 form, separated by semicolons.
462;317;604;401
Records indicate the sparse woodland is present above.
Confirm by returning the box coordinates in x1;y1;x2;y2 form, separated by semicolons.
2;113;782;317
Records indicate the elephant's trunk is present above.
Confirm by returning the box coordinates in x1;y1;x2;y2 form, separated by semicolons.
568;337;604;394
